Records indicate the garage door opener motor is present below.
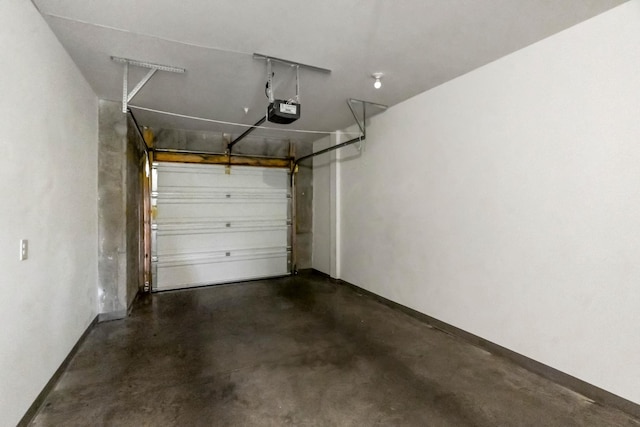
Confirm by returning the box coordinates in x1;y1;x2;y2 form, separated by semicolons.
265;59;301;124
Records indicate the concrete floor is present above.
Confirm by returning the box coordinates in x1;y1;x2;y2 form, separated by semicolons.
31;274;639;426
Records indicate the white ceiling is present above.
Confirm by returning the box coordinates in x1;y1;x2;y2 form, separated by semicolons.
33;0;625;145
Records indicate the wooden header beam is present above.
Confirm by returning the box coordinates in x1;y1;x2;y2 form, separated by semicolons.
153;151;290;169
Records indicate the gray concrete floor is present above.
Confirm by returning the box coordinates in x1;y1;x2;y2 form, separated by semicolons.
31;274;639;426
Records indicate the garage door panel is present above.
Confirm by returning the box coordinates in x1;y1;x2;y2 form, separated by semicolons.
152;162;290;291
157;164;288;190
156;253;289;291
156;201;288;221
156;218;288;230
156;190;288;202
157;229;287;254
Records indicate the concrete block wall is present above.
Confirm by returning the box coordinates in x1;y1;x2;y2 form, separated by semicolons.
98;100;145;318
294;144;313;270
125;114;147;306
98;100;128;317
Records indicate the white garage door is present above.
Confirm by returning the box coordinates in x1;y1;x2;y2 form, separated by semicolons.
151;162;290;291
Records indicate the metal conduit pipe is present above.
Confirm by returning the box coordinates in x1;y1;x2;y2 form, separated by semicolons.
228;116;266;151
293;134;364;170
292;98;372;172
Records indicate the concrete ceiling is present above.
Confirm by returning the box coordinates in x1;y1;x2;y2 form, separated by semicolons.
33;0;625;145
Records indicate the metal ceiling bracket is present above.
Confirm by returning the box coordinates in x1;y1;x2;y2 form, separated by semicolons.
253;53;331;74
295;65;300;103
292;99;388;172
347;99;366;136
112;56;186;113
229;59;305;153
267;59;274;104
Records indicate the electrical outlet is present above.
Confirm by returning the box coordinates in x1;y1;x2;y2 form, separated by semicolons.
20;239;28;261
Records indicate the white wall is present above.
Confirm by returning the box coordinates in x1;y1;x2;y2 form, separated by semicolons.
0;1;99;425
314;0;640;405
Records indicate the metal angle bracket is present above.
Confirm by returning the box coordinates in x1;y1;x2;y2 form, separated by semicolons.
347;98;388;137
347;98;388;150
265;58;300;104
290;98;388;172
256;53;331;105
112;56;186;113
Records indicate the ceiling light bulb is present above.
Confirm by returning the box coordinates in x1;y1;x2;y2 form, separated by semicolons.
372;73;383;89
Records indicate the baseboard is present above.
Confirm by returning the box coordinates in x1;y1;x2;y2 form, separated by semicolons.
98;309;127;322
17;315;99;427
297;268;324;277
306;268;338;282
127;289;141;315
324;273;640;420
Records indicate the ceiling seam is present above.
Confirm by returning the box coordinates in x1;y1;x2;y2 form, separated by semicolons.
29;0;44;14
42;13;254;57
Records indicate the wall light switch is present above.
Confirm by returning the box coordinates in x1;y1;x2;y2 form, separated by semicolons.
20;239;28;261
